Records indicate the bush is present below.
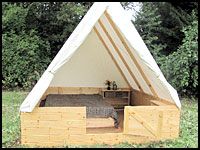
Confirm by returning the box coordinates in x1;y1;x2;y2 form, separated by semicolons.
2;30;51;89
2;3;51;89
161;11;198;96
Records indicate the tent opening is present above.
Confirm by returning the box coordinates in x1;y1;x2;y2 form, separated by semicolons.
38;87;171;134
39;91;128;134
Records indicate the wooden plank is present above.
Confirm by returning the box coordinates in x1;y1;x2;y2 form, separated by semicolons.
21;113;40;121
49;128;68;135
61;113;86;120
86;117;114;128
80;87;101;94
86;127;123;134
37;119;86;128
22;131;179;147
49;135;68;141
131;89;176;106
39;114;62;121
160;131;179;138
104;98;128;106
123;107;129;134
128;129;155;137
21;130;178;147
98;19;143;92
68;127;86;134
68;133;123;145
124;105;180;139
57;87;101;94
65;120;86;128
157;111;163;138
101;88;131;92
21;141;64;147
159;107;180;135
22;127;50;135
128;111;159;129
93;27;131;88
33;107;86;113
21;120;39;128
129;111;157;137
22;135;50;143
21;106;180;147
44;87;131;95
38;120;66;128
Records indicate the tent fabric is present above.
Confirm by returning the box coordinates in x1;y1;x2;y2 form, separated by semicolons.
20;2;181;112
20;2;108;112
49;29;129;88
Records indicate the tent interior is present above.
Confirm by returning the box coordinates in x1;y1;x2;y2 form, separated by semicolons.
36;15;173;134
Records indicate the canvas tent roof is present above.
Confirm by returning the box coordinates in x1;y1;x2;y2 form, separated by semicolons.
20;2;181;112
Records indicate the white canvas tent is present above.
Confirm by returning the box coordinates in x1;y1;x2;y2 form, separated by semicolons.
20;2;181;112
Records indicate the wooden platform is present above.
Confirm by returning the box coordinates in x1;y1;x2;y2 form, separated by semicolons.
21;87;180;147
21;105;180;147
87;110;124;133
86;117;114;128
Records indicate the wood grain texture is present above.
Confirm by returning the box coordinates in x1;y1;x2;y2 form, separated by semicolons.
86;117;114;128
131;89;176;106
40;87;131;101
21;107;86;146
21;97;180;147
124;105;180;139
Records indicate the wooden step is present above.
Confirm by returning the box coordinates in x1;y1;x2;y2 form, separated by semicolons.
86;117;114;128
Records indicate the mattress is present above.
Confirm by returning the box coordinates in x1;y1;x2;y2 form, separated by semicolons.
43;94;119;128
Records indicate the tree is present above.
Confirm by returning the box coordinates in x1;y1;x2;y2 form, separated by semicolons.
126;2;198;96
2;2;92;89
24;2;91;59
161;11;198;96
153;2;198;55
2;3;51;89
133;2;166;64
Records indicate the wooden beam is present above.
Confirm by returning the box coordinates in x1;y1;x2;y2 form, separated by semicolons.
98;19;144;92
104;11;158;97
93;27;131;88
157;111;163;138
123;107;129;134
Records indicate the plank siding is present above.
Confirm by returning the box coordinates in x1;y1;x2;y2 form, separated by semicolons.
124;106;180;140
21;105;180;147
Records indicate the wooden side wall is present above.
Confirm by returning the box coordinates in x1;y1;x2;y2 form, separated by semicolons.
41;87;103;100
20;87;181;147
21;107;86;146
124;105;181;140
39;87;130;106
131;89;176;106
21;105;181;147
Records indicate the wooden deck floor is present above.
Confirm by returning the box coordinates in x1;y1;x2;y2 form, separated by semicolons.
86;110;124;134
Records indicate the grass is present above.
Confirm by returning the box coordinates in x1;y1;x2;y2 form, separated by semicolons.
2;91;198;148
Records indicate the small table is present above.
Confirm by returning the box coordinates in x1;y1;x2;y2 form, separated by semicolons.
101;89;131;110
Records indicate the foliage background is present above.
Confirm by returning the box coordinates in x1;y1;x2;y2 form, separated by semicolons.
2;2;198;97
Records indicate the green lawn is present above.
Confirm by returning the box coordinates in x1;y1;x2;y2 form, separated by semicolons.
2;91;198;148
